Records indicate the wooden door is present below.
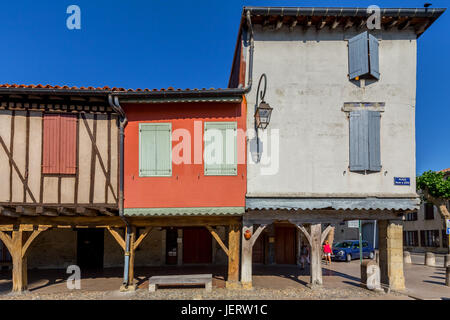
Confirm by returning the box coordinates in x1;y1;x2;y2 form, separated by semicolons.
183;227;212;264
275;226;296;264
166;228;178;265
77;229;104;271
252;234;265;264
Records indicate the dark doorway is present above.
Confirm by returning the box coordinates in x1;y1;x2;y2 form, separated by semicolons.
253;233;265;264
77;229;104;271
275;226;297;264
183;227;212;264
166;228;178;265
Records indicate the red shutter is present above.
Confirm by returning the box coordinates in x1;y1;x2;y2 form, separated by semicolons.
59;114;77;174
42;113;77;174
42;114;61;174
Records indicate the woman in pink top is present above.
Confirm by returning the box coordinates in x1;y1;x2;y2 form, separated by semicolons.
323;240;332;265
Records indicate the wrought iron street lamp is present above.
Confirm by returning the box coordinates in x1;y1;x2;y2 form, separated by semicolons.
254;74;273;129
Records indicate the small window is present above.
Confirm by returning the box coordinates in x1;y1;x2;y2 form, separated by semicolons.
349;110;381;172
421;230;440;247
442;230;448;249
406;212;417;221
424;203;434;220
348;31;380;80
139;123;172;177
42;113;77;174
204;122;237;176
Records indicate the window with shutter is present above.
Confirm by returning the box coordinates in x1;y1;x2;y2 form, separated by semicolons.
348;31;380;80
139;123;172;177
42;113;77;174
204;122;237;176
349;110;382;172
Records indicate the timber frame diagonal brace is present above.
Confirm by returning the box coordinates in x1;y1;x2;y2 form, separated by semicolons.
206;226;230;258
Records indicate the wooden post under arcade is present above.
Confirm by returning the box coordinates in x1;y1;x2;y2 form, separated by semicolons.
309;223;323;287
107;226;152;291
0;228;46;293
226;223;241;289
240;224;267;289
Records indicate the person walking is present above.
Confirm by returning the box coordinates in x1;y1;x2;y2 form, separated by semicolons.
300;244;310;270
323;240;332;265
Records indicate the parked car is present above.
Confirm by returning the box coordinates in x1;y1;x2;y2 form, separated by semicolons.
332;240;375;262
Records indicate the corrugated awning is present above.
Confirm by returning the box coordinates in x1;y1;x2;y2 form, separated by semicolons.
124;207;244;216
246;197;420;211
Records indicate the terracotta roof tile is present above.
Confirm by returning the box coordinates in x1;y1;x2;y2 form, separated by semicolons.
0;83;224;93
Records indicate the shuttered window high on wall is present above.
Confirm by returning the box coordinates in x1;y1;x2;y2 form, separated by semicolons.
204;122;237;176
139;123;172;177
348;31;380;80
349;109;381;172
42;113;77;175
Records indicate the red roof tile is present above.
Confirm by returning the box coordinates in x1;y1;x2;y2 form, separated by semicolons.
0;83;224;93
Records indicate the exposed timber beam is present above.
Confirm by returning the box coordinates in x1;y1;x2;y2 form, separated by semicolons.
399;19;411;30
344;18;354;30
206;226;230;258
289;19;298;31
331;17;341;29
316;18;326;30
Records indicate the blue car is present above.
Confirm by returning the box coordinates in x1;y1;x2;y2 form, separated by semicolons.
332;240;375;262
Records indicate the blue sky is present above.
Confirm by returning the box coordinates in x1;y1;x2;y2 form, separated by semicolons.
0;0;448;174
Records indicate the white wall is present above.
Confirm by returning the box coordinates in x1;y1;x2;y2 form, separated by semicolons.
246;26;417;198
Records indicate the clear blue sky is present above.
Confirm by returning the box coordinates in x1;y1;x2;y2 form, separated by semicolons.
0;0;448;174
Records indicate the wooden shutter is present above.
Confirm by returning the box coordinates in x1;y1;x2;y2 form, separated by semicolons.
204;122;237;176
42;114;61;174
368;33;380;79
348;32;369;80
368;111;381;171
349;110;369;171
59;114;77;174
139;123;172;177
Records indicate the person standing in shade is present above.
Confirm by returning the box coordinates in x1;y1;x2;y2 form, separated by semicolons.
300;244;310;270
323;240;332;265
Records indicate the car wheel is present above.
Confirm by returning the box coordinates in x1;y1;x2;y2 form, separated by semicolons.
346;254;352;262
369;252;374;259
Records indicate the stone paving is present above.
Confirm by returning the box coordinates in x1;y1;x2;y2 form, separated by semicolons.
0;254;448;300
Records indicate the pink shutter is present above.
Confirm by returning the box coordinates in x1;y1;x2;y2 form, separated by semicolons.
59;114;77;174
42;114;61;174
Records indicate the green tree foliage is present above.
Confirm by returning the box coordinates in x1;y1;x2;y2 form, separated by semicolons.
417;170;450;199
417;170;450;220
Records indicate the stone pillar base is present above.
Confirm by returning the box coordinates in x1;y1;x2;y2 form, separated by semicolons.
241;281;253;290
225;281;241;289
119;284;137;292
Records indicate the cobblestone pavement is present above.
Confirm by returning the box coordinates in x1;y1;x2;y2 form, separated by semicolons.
0;285;407;300
0;257;447;300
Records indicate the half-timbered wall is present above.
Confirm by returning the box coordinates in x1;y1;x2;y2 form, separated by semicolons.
0;110;119;208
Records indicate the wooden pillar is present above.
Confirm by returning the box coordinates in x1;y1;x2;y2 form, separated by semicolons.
0;228;46;293
11;231;27;292
309;223;323;287
128;226;136;287
241;224;267;289
226;223;240;289
241;225;253;289
378;220;405;291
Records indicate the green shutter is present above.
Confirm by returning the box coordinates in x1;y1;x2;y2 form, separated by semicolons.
139;123;172;177
204;122;237;176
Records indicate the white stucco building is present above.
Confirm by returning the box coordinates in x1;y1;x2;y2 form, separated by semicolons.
228;6;445;290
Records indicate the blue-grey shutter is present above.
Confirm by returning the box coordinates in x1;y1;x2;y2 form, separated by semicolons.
368;111;381;171
349;110;369;171
348;32;369;80
204;122;237;176
139;123;172;176
368;34;380;80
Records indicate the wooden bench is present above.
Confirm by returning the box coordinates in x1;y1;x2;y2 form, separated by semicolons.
148;274;212;292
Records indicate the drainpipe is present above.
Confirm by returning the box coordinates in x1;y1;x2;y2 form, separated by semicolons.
108;94;131;288
242;10;254;93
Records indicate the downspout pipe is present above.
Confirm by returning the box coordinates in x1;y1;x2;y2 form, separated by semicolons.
242;10;254;93
108;94;131;288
